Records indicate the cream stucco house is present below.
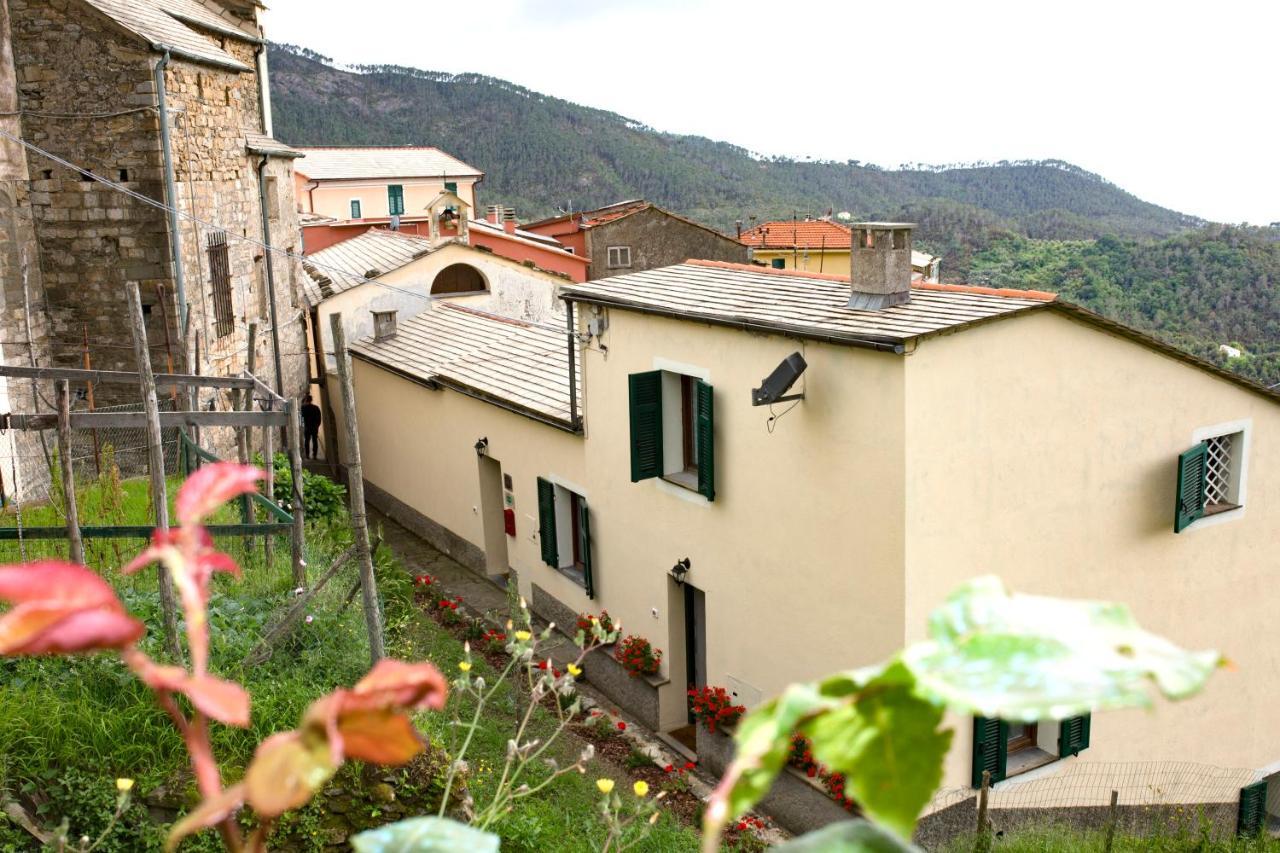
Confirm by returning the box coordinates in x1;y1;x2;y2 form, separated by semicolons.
332;222;1280;817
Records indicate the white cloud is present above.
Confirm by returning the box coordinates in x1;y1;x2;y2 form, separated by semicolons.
263;0;1280;224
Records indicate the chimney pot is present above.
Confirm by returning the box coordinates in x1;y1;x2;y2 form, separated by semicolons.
847;221;915;311
372;309;397;342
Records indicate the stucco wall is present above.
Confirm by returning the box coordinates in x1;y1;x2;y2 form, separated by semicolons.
302;177;478;221
751;248;851;276
576;309;907;729
905;308;1280;790
587;207;746;280
314;243;566;371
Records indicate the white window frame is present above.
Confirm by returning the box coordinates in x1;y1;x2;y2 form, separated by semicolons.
1185;417;1251;532
607;245;632;269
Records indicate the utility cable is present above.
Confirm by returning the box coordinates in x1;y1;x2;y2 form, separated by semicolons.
0;127;574;338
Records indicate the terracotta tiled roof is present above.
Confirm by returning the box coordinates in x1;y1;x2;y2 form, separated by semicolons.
739;219;854;249
294;147;483;181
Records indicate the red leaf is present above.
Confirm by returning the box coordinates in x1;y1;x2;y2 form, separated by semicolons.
126;652;250;727
176;463;263;527
344;659;448;713
337;709;423;765
244;731;335;818
0;563;142;655
165;782;245;852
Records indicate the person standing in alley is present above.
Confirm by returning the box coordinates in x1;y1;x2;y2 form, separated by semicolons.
301;394;322;460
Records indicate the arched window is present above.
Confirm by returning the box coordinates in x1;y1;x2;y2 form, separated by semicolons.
431;263;487;296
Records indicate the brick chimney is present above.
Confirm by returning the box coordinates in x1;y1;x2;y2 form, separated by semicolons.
502;206;517;235
848;222;915;311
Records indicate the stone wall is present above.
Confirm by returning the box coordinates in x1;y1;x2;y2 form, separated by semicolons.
3;0;308;468
587;206;747;280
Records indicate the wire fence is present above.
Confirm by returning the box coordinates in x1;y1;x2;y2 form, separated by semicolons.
918;762;1270;848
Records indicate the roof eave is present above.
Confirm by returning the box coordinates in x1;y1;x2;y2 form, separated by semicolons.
559;290;905;354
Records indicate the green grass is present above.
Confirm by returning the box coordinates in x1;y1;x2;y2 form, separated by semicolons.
382;603;699;853
0;472;702;851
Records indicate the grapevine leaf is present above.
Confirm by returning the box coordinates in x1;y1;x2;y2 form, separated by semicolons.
803;662;950;839
903;576;1225;720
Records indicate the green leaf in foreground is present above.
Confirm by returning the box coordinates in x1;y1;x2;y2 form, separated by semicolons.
350;816;500;853
902;575;1226;721
772;819;924;852
803;662;951;839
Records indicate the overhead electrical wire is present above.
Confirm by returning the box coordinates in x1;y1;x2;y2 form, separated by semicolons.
0;126;575;339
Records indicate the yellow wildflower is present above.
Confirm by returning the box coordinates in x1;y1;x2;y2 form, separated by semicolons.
633;781;649;797
458;661;472;672
514;630;532;642
567;663;582;677
116;778;134;793
596;778;615;795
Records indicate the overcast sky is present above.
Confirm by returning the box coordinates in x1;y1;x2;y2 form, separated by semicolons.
264;0;1279;225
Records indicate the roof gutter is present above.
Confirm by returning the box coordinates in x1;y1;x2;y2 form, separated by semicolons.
154;51;189;363
560;293;906;354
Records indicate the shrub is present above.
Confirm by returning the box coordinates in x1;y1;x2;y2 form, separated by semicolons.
613;635;661;678
462;617;487;643
688;685;746;733
267;452;347;522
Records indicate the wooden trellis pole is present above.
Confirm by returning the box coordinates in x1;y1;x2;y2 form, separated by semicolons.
330;312;384;663
127;282;183;662
285;397;305;588
54;380;83;565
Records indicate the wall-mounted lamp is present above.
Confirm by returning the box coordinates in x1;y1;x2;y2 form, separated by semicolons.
474;436;489;457
669;557;691;586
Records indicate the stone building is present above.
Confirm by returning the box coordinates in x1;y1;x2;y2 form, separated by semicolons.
523;200;747;280
0;0;308;494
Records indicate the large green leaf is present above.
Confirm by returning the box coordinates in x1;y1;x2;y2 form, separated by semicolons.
903;576;1224;720
802;662;951;839
715;681;838;822
772;819;923;852
350;817;500;852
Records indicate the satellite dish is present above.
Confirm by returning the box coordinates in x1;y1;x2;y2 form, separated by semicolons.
752;352;807;406
836;211;853;221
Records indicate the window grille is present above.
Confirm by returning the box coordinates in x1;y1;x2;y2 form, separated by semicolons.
206;231;234;338
1204;433;1234;508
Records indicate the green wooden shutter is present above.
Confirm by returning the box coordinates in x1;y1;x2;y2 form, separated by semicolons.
971;716;1008;788
629;371;663;482
536;477;557;566
696;379;715;501
444;181;458;194
1237;780;1267;836
350;199;362;219
1058;714;1091;757
1174;442;1208;533
578;497;594;600
388;185;405;216
771;258;785;269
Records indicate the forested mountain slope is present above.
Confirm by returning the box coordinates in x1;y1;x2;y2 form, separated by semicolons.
270;45;1280;385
